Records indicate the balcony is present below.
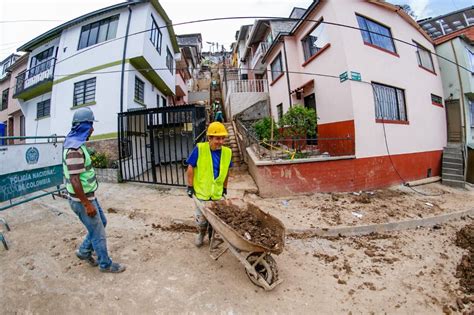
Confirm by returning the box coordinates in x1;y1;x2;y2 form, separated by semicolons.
14;57;56;101
251;42;270;70
227;79;268;94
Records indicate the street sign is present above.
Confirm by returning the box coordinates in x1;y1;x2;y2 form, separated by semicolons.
350;71;362;81
0;142;63;202
339;71;348;83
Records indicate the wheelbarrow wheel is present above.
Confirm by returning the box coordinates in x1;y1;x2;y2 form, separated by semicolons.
245;253;278;288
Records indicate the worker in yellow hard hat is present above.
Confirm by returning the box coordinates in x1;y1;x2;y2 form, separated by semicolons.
186;121;233;247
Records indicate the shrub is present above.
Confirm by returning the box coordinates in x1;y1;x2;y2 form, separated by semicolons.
91;152;109;169
253;117;278;141
279;104;317;138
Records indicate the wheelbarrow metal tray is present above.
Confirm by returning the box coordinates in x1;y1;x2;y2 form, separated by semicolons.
200;200;286;255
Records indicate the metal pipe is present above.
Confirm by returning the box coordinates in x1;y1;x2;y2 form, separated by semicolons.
281;37;292;109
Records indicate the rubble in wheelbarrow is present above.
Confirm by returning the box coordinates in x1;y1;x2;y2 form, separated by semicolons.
208;201;284;249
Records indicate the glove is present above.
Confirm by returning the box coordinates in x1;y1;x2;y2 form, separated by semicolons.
222;188;227;198
187;186;194;198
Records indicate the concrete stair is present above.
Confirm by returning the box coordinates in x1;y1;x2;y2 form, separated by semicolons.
441;143;465;188
223;122;244;169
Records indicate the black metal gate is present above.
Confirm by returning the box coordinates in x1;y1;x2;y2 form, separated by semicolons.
118;105;207;186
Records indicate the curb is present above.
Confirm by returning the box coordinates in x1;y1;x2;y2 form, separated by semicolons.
287;209;474;238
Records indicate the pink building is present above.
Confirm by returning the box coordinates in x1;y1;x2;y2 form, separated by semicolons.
251;0;447;195
0;54;27;144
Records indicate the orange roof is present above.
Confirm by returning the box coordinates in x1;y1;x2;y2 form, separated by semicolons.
434;25;474;45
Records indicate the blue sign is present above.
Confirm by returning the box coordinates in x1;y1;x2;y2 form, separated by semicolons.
25;147;40;165
350;71;362;82
339;71;348;83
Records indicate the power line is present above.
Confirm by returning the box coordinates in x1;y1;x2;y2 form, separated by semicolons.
0;19;64;23
50;15;473;75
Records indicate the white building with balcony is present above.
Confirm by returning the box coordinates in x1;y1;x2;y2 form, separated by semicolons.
14;0;179;140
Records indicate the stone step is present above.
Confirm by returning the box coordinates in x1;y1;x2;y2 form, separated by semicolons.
442;161;463;169
443;148;463;155
443;156;464;164
442;178;465;188
442;173;464;181
443;152;463;159
442;167;464;175
446;143;463;148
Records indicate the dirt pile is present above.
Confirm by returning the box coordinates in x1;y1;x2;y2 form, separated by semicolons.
455;223;474;295
209;201;284;250
151;223;197;233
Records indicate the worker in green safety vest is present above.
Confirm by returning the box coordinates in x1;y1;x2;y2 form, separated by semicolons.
186;121;233;247
63;107;125;273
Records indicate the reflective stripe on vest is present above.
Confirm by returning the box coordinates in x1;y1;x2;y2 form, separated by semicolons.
193;142;232;201
62;145;98;194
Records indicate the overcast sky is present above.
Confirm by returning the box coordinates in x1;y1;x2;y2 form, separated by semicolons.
0;0;470;60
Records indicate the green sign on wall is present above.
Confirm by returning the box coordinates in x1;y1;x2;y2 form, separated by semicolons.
339;71;348;83
0;165;63;202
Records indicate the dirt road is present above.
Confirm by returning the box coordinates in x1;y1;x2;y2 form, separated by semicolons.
0;179;473;314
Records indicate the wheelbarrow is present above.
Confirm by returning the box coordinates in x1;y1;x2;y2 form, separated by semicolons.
193;196;285;291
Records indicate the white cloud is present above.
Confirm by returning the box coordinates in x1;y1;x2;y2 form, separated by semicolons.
408;0;433;18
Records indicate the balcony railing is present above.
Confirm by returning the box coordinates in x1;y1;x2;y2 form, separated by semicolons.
14;57;56;96
227;79;268;94
251;42;270;69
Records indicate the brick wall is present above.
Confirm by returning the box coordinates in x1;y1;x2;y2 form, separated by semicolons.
249;149;442;197
87;138;119;162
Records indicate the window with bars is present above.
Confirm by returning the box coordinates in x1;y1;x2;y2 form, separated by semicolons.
29;47;54;77
277;103;283;121
301;22;329;61
37;99;51;119
135;77;145;102
356;15;396;54
73;77;96;106
78;15;119;50
431;94;443;107
166;47;173;72
415;42;435;72
149;15;162;54
271;53;283;81
372;83;407;121
1;88;8;111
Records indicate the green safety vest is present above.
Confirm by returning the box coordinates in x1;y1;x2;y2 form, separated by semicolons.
63;145;98;195
194;142;232;201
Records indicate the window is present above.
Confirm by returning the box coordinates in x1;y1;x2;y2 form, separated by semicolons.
161;96;167;107
135;77;145;103
37;99;51;119
73;77;96;106
468;48;474;73
1;89;8;111
157;95;161;107
470;100;474;128
20;115;25;137
276;103;283;121
270;53;283;81
372;83;407;121
166;47;173;72
415;42;435;73
356;15;396;54
149;16;162;54
30;47;54;77
78;15;119;50
431;94;443;107
301;22;329;61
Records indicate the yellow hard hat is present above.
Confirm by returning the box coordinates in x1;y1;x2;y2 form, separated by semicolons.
207;122;228;137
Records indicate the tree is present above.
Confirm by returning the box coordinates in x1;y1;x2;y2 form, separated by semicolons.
399;4;417;20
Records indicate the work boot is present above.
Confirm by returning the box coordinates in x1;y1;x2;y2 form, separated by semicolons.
195;227;207;247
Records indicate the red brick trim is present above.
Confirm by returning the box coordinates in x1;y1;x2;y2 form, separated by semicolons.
270;73;284;86
418;65;437;76
376;119;409;125
364;43;399;57
302;44;331;67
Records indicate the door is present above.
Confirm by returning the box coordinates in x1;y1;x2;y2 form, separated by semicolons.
304;93;317;144
446;100;462;142
8;117;14;145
